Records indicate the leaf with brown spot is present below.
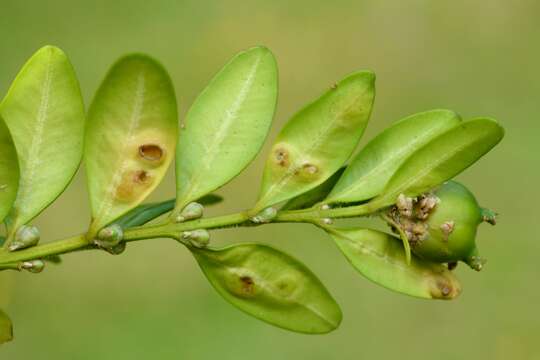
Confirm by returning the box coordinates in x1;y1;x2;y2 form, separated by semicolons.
192;243;342;334
254;71;375;212
0;46;85;243
85;54;178;238
327;227;461;299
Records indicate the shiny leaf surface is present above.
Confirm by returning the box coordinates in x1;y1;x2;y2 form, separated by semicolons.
85;54;178;237
0;116;19;223
327;109;461;203
0;46;85;233
174;46;277;214
328;227;461;299
368;118;504;210
192;243;342;334
255;71;375;212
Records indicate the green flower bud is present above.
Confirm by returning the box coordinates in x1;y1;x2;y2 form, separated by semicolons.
251;207;277;224
9;225;40;251
182;229;210;248
20;260;45;273
175;202;204;223
95;224;123;249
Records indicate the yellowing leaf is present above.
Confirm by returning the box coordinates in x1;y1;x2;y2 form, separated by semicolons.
254;71;375;212
85;54;178;238
193;243;342;334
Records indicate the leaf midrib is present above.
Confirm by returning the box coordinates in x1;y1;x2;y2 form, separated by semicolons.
93;72;146;227
15;50;54;219
178;53;263;206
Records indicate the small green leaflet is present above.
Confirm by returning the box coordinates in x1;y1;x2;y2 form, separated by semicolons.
328;227;461;299
368;118;504;211
0;116;19;224
174;46;277;216
0;309;12;344
85;54;178;238
192;243;342;334
326;109;461;204
0;46;85;238
254;71;375;213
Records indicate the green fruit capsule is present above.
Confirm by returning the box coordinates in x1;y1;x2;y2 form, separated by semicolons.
387;181;492;271
412;181;485;269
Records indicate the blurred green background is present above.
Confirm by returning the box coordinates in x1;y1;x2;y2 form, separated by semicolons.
1;0;539;359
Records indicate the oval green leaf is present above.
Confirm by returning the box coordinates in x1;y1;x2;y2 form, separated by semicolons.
0;46;85;234
281;167;345;210
254;71;375;213
192;243;342;334
368;118;504;211
328;227;461;299
326;109;461;204
0;116;19;224
174;46;277;215
85;54;178;238
0;309;13;345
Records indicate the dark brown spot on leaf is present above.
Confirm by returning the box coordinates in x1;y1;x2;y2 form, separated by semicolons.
302;163;318;175
139;144;164;161
240;276;254;294
274;148;289;167
134;170;149;183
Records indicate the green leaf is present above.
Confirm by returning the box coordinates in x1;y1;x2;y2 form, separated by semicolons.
174;46;278;215
254;71;375;212
326;110;461;204
0;46;85;234
192;243;342;334
0;116;19;224
328;227;461;299
281;167;345;210
368;118;504;211
0;309;13;345
85;54;178;238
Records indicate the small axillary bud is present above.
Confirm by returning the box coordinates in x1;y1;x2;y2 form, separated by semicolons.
416;194;439;220
9;225;41;252
95;224;124;249
19;259;45;273
182;229;210;248
175;202;204;223
321;218;333;225
396;194;414;218
251;207;277;224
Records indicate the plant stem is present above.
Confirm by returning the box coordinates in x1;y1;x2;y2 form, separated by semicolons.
0;202;376;267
